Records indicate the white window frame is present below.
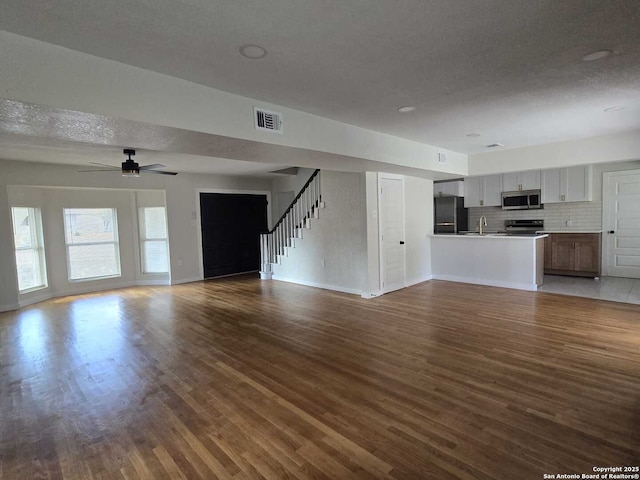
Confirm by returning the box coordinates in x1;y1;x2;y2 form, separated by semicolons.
139;206;170;274
63;208;122;282
11;207;48;293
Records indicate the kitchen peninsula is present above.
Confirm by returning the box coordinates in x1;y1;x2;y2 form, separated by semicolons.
431;234;548;291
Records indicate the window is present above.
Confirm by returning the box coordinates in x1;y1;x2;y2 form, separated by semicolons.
11;207;47;292
139;207;169;273
64;208;121;281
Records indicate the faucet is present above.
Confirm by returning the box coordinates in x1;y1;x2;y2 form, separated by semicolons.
478;215;487;235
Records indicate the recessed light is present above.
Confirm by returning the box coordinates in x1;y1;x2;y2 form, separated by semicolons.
397;106;416;113
486;143;504;148
239;44;268;59
466;133;481;138
582;49;612;62
604;106;624;112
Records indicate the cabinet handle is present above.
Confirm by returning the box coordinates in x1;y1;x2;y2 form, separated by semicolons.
480;200;484;206
608;230;615;234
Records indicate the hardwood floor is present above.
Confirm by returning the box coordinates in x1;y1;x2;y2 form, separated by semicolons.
1;277;639;479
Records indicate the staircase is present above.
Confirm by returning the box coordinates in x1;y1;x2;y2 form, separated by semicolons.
260;169;323;279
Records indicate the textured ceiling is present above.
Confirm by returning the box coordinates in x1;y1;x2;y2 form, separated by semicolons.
0;0;639;158
0;135;284;178
0;100;459;180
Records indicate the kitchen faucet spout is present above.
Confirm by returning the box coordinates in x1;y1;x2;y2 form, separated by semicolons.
478;215;488;235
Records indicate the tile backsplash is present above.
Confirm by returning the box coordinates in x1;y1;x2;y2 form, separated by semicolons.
468;201;602;232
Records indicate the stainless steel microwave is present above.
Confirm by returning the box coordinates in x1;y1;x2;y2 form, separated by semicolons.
501;190;542;210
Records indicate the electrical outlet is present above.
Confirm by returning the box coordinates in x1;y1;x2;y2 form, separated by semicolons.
566;220;573;227
177;260;183;266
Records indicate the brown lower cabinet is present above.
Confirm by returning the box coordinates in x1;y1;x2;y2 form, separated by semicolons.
544;233;601;277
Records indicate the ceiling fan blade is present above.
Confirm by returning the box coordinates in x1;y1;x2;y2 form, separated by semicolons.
144;169;178;176
139;163;166;170
78;169;120;172
89;162;119;168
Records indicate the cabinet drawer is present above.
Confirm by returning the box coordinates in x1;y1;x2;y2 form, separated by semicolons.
550;233;599;243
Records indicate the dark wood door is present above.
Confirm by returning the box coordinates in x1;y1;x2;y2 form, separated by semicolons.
200;193;268;278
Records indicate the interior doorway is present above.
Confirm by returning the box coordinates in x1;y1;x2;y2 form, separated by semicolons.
603;169;640;278
199;193;268;278
378;173;405;293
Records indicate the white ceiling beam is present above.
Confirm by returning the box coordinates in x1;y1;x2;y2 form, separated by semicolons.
0;30;467;177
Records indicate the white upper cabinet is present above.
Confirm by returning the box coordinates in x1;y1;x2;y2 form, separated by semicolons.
464;177;482;207
502;170;540;192
501;172;519;192
434;180;464;197
464;175;502;207
566;165;592;202
541;166;592;203
484;175;503;206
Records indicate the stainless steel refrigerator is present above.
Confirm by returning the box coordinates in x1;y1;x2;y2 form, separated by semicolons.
434;196;468;234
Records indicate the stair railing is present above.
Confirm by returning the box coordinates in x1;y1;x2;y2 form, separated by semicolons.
260;169;321;276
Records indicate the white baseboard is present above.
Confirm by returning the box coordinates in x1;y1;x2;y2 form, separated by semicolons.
136;278;171;286
360;275;433;299
361;291;381;299
54;280;138;298
11;281;141;310
405;275;433;287
0;302;20;313
431;274;538;292
272;275;361;296
4;278;180;312
171;277;203;285
19;291;53;309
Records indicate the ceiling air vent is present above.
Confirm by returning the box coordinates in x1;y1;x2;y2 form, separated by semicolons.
254;107;283;133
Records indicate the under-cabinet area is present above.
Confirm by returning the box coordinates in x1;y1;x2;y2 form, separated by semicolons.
543;232;602;278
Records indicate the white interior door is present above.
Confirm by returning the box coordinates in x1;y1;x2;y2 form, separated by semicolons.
603;169;640;278
379;174;405;293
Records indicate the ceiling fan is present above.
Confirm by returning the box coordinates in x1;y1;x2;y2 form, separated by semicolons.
79;149;178;177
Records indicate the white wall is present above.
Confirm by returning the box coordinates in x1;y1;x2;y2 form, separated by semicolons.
468;130;640;176
270;168;316;223
365;172;381;295
404;176;433;286
0;159;271;311
272;171;368;294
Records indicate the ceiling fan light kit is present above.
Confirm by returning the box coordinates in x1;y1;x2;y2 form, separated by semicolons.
122;149;140;177
79;149;178;176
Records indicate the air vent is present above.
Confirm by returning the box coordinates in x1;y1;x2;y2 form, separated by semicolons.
254;107;283;133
